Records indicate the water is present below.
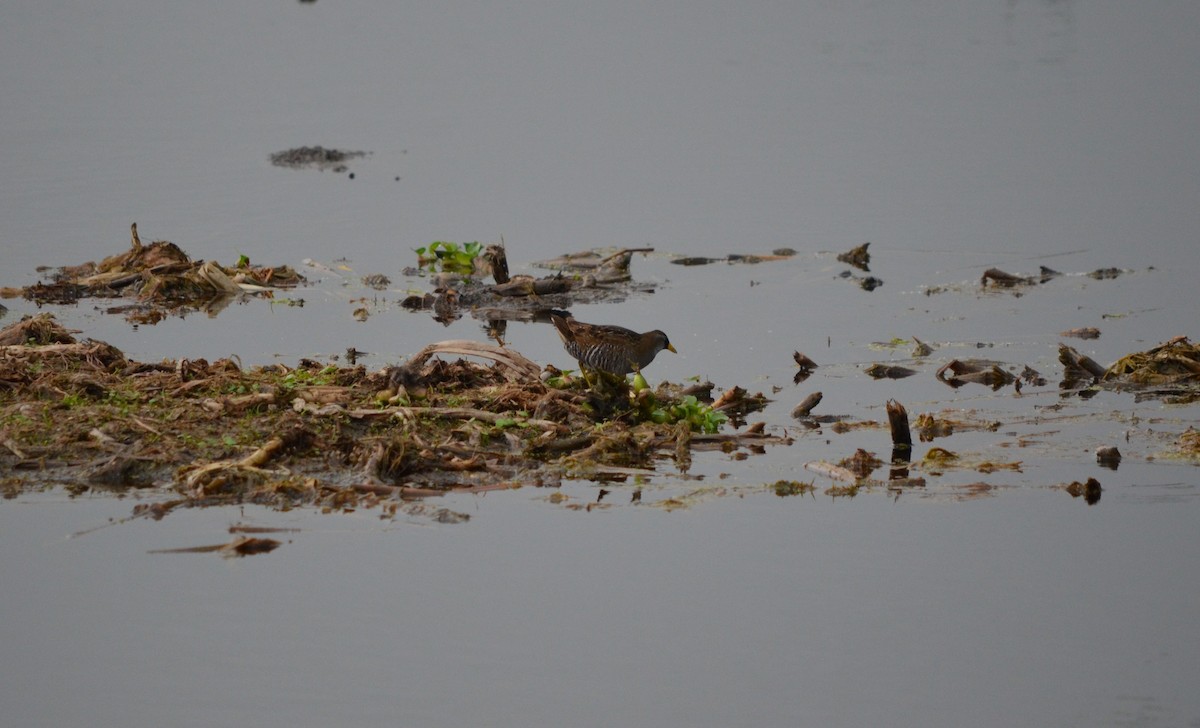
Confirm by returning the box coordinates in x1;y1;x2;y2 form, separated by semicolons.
4;487;1198;728
3;2;1199;726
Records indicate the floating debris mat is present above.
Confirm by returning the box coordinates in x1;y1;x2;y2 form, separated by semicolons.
0;224;304;324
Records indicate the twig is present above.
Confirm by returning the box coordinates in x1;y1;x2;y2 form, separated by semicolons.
2;438;29;460
404;340;541;381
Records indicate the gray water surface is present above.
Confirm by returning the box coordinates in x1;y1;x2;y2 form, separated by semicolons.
2;2;1199;727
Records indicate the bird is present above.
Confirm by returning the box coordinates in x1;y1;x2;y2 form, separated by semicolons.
550;313;677;376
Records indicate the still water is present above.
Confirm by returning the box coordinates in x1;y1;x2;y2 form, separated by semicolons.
2;2;1199;726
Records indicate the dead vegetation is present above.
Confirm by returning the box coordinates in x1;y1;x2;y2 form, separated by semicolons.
784;334;1200;503
398;245;662;328
0;223;304;325
1060;336;1200;400
0;313;789;519
3;232;1198;520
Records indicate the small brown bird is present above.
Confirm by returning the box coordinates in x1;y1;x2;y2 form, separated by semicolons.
550;314;677;376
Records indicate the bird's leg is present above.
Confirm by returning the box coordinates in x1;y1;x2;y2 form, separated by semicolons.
578;366;627;397
596;370;630;399
578;365;597;389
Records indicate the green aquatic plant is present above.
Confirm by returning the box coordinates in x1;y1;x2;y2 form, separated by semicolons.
278;365;340;392
649;394;728;434
414;241;483;275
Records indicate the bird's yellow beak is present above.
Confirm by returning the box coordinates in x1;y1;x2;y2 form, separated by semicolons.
667;343;678;354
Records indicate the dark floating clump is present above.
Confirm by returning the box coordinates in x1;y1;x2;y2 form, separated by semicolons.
269;146;369;172
793;351;818;384
1058;345;1107;388
936;359;1016;390
149;537;283;558
865;363;918;380
670;256;720;266
791;391;823;419
670;249;796;266
840;448;883;479
837;242;871;271
1064;477;1102;505
981;266;1060;288
361;274;391;290
1095;446;1121;470
793;351;818;372
838;270;882;291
